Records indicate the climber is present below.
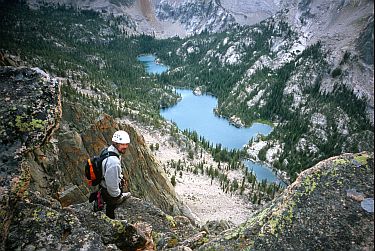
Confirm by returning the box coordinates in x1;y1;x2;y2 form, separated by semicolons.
100;130;132;219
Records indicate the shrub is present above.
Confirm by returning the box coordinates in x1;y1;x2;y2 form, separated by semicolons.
171;175;176;186
331;68;342;78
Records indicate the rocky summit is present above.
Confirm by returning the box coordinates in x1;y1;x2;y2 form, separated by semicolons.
0;63;61;187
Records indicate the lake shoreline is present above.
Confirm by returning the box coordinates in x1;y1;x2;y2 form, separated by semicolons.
160;88;274;150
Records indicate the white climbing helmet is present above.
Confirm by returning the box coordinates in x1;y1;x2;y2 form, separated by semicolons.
112;130;130;144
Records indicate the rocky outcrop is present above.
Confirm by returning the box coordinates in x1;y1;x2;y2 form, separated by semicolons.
0;50;24;67
4;189;200;250
0;64;62;251
199;152;374;250
277;0;374;112
217;0;280;26
0;66;60;183
153;0;281;34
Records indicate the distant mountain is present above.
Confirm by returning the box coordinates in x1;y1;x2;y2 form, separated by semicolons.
155;0;281;27
25;0;280;37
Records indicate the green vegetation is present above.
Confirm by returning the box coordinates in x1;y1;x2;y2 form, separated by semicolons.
331;67;342;78
165;214;177;228
170;175;176;186
15;115;46;132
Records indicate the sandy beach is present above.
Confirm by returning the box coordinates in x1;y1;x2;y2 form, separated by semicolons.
122;118;255;226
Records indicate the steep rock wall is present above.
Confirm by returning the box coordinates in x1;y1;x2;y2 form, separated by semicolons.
55;108;182;215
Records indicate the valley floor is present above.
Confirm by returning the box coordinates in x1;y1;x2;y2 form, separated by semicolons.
121;118;255;226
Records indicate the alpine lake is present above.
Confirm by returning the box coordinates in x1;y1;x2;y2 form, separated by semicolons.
137;54;285;185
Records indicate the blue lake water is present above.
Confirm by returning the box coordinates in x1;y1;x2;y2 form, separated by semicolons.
138;54;285;185
161;89;272;149
137;54;169;74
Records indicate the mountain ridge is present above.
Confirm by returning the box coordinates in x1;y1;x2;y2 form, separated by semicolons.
24;0;279;37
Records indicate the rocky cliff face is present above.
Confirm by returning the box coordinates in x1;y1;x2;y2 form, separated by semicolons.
0;63;61;189
276;0;374;111
218;0;281;26
56;107;183;215
199;152;374;250
0;61;62;250
155;0;235;35
155;0;280;30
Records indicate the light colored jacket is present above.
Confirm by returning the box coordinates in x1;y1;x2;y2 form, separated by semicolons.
100;145;123;197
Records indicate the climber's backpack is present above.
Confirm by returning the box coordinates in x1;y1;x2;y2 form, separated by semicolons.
85;147;119;186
